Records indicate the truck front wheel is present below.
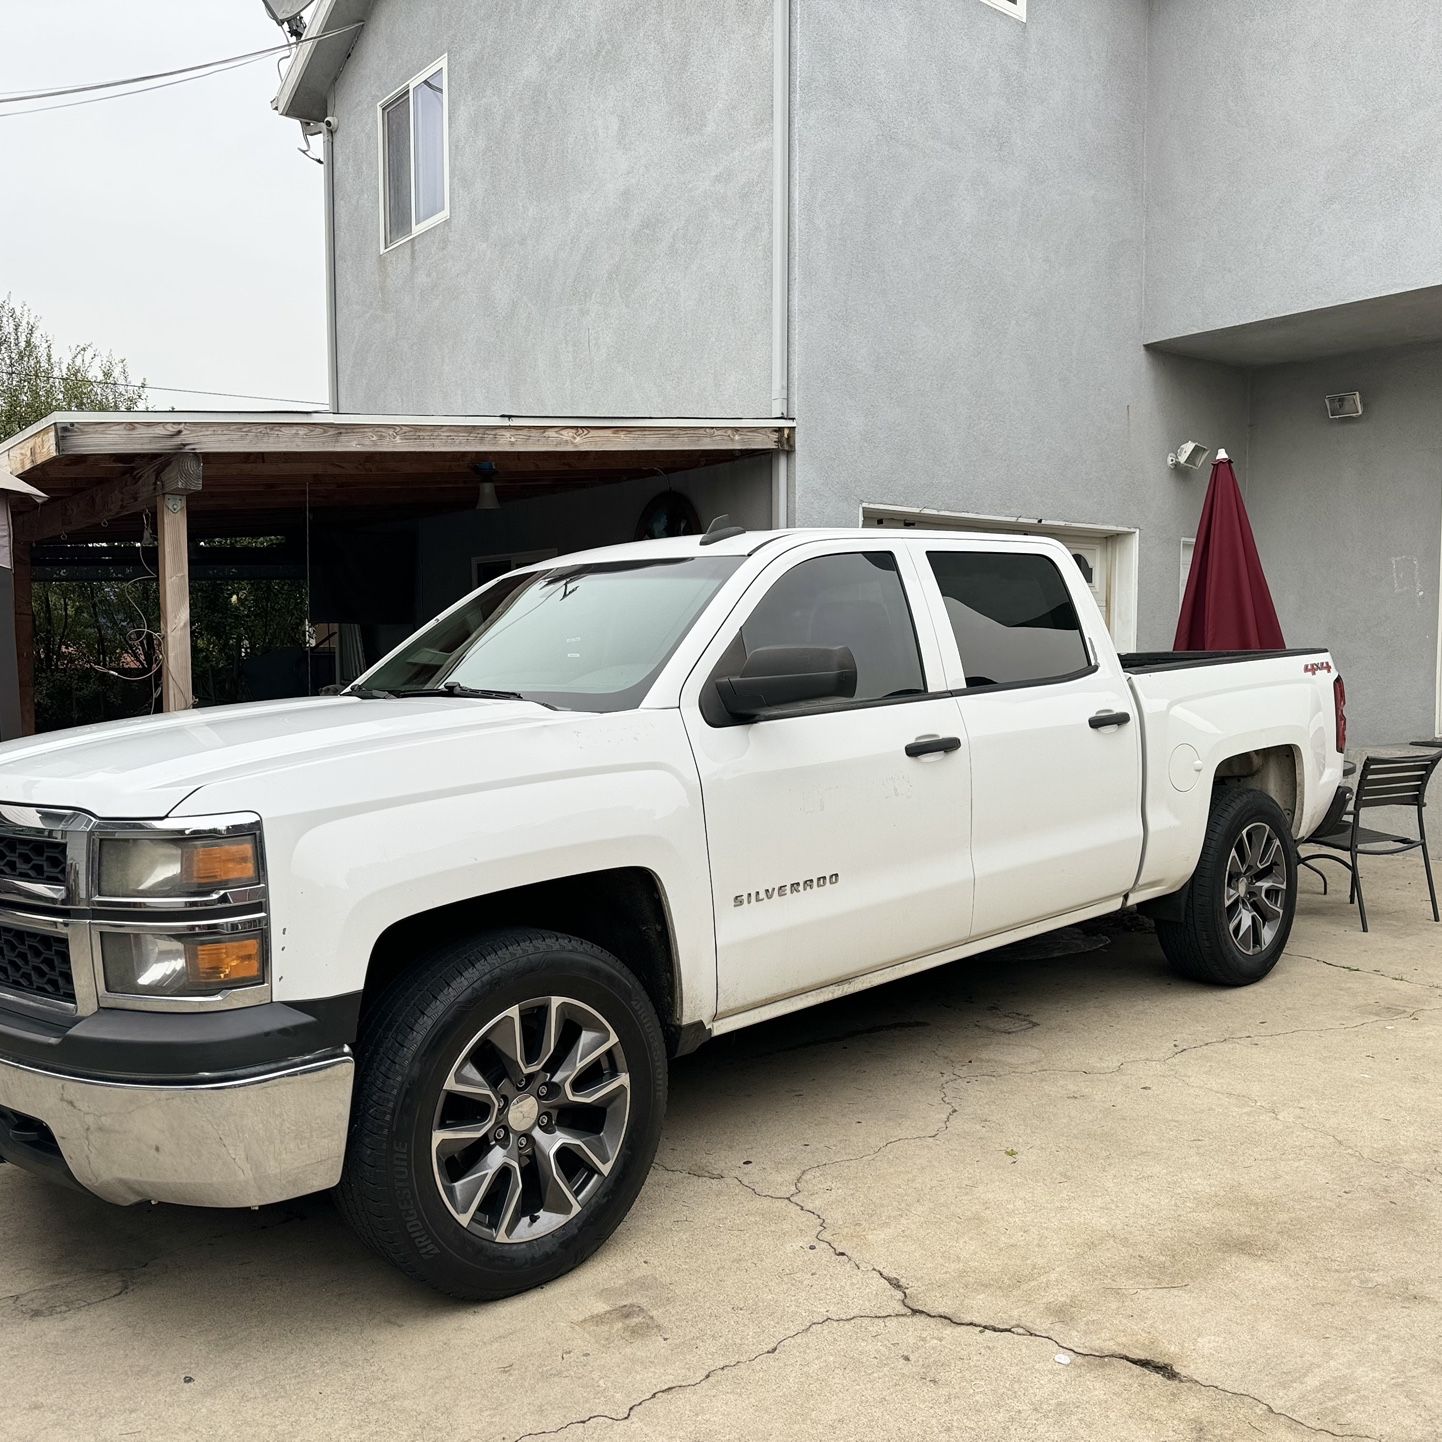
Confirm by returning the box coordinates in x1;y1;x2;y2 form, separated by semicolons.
336;928;667;1300
1156;786;1298;986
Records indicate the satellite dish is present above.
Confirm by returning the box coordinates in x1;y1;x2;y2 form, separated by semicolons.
262;0;315;24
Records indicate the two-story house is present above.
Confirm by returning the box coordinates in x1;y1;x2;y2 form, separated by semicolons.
277;0;1442;744
3;0;1439;745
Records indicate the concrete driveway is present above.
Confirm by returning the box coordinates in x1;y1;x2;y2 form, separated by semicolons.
2;852;1438;1441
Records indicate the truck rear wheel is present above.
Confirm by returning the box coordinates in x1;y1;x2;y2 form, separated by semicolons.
1156;786;1298;986
336;927;666;1300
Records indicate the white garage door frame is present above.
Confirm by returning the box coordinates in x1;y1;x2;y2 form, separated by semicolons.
860;504;1140;652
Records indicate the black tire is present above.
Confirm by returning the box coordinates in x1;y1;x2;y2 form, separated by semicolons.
336;927;666;1300
1156;786;1298;986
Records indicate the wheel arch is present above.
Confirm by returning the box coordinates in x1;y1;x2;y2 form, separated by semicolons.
1139;752;1302;924
1210;744;1303;832
360;867;695;1056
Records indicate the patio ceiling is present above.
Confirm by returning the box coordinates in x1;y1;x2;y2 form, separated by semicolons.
2;412;792;544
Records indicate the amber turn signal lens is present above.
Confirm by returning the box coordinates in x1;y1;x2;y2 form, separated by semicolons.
181;839;259;888
188;937;265;986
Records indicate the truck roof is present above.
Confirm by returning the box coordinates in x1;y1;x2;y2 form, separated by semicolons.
517;526;1053;569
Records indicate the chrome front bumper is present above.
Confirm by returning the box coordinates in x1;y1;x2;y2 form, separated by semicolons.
0;1053;353;1208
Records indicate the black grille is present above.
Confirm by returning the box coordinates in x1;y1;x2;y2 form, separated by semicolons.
0;924;74;1005
0;832;67;889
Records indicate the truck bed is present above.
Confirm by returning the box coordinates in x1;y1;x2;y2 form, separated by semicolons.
1120;648;1328;675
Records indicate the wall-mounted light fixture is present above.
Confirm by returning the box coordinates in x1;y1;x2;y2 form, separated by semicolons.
1325;392;1364;420
473;461;500;510
1168;441;1211;472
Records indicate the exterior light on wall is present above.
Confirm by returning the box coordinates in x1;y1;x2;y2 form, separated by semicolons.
1168;442;1212;472
1325;392;1364;420
473;462;500;511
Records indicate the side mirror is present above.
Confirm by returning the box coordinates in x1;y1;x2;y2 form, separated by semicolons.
714;645;858;721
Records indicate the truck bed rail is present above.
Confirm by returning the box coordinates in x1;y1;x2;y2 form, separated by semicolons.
1120;648;1328;675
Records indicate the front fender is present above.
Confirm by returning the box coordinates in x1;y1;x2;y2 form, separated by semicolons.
173;711;717;1025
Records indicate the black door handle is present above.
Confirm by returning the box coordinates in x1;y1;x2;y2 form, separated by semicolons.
1088;711;1132;730
906;735;962;758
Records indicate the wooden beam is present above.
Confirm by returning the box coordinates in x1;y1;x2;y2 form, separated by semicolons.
16;455;202;545
46;419;791;458
156;495;192;713
13;542;34;735
1;424;59;481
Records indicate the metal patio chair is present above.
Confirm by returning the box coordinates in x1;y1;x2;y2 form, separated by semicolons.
1298;751;1442;932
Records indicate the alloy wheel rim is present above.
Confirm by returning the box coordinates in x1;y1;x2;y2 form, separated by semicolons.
1224;821;1289;955
430;995;631;1244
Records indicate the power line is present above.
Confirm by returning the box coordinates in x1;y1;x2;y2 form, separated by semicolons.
0;22;363;116
0;44;286;104
4;54;277;119
1;370;325;408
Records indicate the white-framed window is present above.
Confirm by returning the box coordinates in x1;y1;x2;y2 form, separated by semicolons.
978;0;1026;19
379;57;449;251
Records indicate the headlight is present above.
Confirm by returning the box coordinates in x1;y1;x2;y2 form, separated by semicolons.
100;929;266;998
98;833;260;901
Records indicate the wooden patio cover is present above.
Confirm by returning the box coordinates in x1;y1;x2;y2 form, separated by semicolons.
1;412;792;730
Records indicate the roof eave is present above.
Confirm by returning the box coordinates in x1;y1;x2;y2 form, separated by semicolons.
273;0;375;122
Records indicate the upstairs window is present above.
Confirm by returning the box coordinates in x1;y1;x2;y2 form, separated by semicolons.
380;58;448;250
978;0;1026;18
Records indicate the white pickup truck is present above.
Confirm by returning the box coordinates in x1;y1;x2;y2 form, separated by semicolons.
0;526;1345;1298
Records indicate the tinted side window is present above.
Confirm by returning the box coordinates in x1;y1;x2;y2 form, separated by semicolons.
928;551;1091;688
732;551;925;704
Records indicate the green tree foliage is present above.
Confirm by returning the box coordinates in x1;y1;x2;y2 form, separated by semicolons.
0;294;146;436
36;556;310;730
2;299;308;730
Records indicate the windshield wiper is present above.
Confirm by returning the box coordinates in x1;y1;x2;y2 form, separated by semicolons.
391;683;558;707
345;686;394;699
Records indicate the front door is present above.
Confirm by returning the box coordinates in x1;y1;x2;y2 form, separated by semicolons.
681;544;975;1017
918;541;1144;939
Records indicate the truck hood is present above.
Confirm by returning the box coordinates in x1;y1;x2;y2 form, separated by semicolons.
0;696;567;818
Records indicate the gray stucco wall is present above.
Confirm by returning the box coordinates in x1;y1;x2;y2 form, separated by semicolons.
1245;342;1442;745
331;0;774;417
790;0;1249;650
416;456;774;618
1145;0;1442;345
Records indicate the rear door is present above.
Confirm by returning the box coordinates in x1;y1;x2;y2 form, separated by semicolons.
680;540;975;1018
915;540;1144;939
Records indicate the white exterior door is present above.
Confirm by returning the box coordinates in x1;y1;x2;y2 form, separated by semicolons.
1064;538;1112;629
865;510;1134;646
916;539;1144;939
681;543;975;1017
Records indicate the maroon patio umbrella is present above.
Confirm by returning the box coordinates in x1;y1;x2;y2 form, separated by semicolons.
1175;450;1285;650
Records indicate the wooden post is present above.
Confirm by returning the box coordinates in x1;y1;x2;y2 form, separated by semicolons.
13;541;34;735
156;493;193;712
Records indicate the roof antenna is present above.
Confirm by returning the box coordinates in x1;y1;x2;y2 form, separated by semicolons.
700;514;747;546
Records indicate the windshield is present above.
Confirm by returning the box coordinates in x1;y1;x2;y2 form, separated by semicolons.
359;555;743;711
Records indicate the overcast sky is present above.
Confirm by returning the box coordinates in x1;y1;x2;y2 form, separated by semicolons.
0;1;328;410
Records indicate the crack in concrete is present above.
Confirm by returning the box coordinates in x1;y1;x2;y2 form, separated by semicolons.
1160;1071;1439;1191
940;1003;1439;1085
881;1292;1378;1442
507;1258;1375;1442
646;1013;1407;1442
0;1207;309;1313
507;1309;901;1442
1291;948;1442;996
